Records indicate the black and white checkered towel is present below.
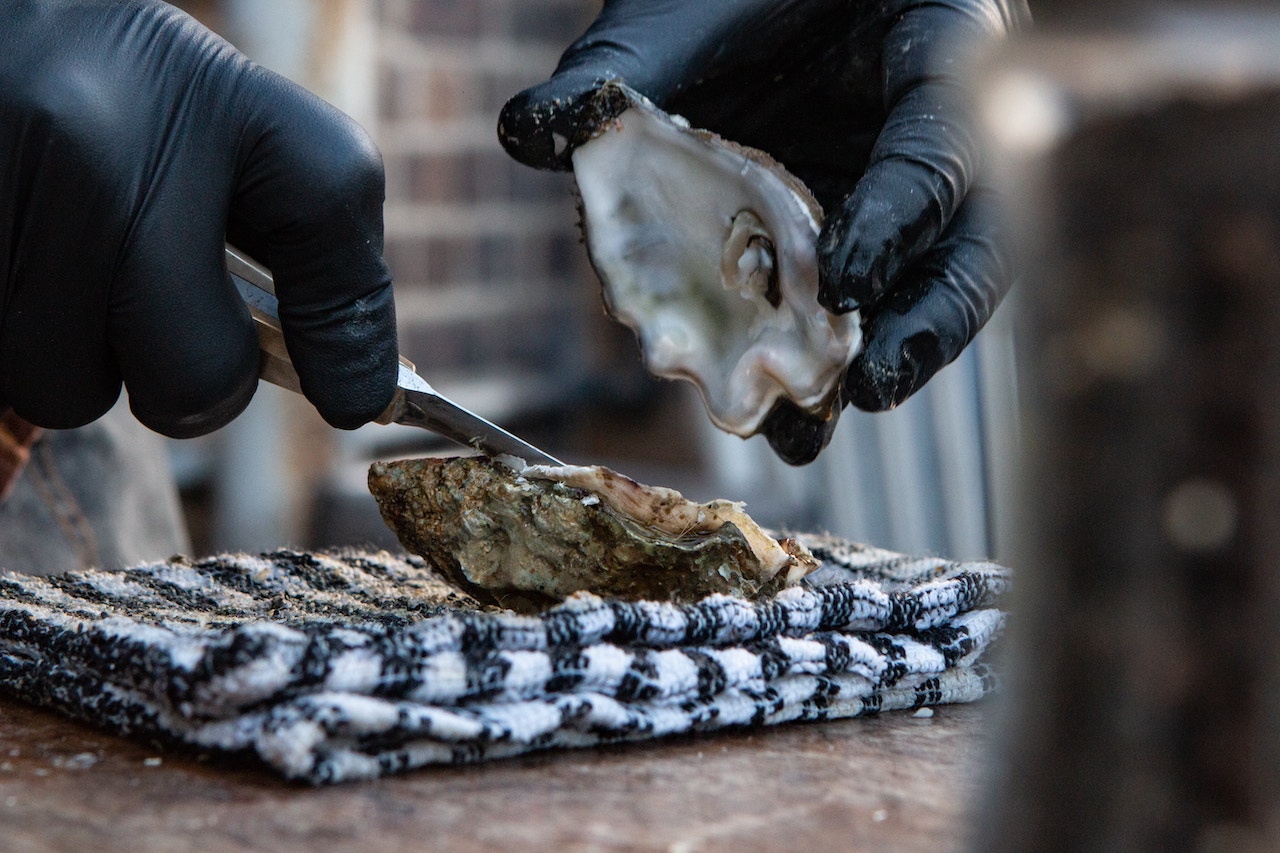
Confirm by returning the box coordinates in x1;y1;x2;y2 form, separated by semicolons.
0;535;1007;783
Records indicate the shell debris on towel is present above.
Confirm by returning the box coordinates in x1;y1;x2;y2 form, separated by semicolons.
570;82;861;440
368;455;817;610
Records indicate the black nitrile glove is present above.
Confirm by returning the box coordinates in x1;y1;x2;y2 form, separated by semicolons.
499;0;1028;464
0;0;399;438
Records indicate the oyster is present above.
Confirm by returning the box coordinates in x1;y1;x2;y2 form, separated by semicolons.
368;455;817;610
571;83;862;439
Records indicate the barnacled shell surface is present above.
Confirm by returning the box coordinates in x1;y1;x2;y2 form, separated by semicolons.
368;455;817;611
571;83;862;438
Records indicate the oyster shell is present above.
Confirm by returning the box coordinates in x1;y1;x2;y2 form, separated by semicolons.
367;455;817;610
572;83;862;438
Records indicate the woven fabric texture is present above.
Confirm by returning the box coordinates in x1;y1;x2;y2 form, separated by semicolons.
0;536;1008;783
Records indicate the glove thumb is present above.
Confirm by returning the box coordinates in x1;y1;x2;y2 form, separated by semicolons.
498;0;758;170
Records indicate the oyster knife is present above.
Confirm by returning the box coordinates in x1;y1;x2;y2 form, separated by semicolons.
226;245;564;467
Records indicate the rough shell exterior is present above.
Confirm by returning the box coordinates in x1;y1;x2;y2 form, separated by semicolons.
368;456;816;610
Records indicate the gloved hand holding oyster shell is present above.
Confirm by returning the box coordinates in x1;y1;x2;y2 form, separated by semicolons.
567;83;862;463
498;0;1029;464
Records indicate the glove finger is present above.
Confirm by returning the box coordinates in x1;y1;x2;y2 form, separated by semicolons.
102;22;262;439
818;3;1007;314
497;0;824;171
760;396;843;467
0;67;130;429
230;66;398;430
112;212;260;439
0;249;121;430
844;186;1012;412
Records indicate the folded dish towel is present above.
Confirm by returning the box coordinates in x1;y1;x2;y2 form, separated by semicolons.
0;536;1007;784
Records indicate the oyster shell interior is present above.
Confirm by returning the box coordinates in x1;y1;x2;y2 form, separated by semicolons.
368;455;817;610
572;83;862;438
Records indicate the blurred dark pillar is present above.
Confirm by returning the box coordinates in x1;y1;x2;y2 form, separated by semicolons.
978;8;1280;851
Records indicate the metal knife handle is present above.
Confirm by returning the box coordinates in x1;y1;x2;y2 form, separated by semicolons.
226;244;412;418
227;244;564;466
226;246;303;394
372;384;412;427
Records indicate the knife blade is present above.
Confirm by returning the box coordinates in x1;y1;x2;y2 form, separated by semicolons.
225;245;564;467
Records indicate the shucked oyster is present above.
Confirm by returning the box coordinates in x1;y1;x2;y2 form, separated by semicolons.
572;83;862;439
368;455;817;609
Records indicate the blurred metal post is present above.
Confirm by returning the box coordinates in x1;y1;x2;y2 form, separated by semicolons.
979;8;1280;850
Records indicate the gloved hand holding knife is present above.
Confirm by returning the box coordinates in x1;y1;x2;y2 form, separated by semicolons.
0;0;398;439
499;0;1030;463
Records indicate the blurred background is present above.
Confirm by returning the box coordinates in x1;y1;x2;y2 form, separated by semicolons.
168;0;1019;563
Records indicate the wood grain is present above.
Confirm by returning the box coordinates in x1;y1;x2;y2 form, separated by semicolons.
0;696;991;852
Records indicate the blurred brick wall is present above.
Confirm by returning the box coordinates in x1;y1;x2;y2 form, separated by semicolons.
372;0;649;433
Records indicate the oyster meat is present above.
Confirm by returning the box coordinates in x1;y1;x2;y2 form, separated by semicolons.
572;83;862;439
368;455;817;609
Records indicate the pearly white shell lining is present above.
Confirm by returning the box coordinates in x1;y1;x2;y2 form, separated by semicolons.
571;90;862;438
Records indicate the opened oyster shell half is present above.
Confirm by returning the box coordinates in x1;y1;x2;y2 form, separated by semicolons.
368;455;817;610
571;83;861;438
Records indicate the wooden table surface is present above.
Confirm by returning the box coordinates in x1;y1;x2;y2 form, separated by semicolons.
0;697;992;852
